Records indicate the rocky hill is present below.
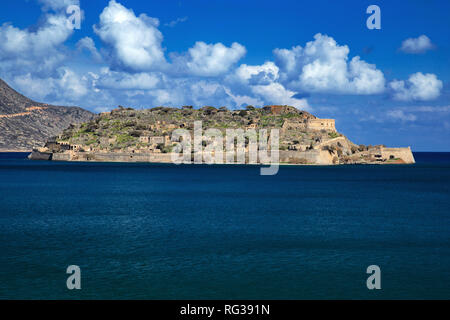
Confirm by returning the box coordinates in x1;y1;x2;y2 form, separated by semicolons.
0;78;95;151
34;105;415;165
59;105;334;153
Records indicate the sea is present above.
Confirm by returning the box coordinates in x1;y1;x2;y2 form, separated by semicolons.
0;152;449;299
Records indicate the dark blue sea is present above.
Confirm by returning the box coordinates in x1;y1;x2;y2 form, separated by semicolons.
0;152;449;299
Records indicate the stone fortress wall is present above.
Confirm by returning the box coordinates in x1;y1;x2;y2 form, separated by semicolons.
282;118;336;132
306;119;336;131
380;147;415;163
52;152;174;163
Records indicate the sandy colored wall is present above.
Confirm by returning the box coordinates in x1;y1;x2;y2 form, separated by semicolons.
279;150;334;165
65;152;174;163
307;119;336;131
381;147;415;164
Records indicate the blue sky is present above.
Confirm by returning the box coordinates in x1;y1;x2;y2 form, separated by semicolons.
0;0;449;151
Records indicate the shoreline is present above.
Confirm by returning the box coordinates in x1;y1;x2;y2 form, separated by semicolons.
28;153;410;166
27;149;416;165
0;149;31;153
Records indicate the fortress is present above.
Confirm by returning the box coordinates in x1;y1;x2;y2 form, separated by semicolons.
28;105;415;165
265;105;336;131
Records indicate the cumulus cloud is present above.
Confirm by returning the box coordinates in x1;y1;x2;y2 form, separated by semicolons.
76;37;102;61
234;61;280;85
226;62;309;110
273;33;385;94
251;83;309;110
389;72;443;101
94;0;166;72
400;35;434;54
13;68;89;103
95;69;161;90
172;41;246;77
0;13;74;76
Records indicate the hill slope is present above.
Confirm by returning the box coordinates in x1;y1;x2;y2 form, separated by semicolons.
0;79;95;150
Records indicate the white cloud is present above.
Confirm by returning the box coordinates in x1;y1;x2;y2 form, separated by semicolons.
225;62;309;110
273;33;385;94
234;61;279;85
0;14;73;76
389;72;443;101
251;83;309;110
76;37;102;61
385;105;450;124
38;0;79;11
400;35;434;54
409;105;450;113
13;68;88;103
386;110;417;122
224;89;264;107
94;0;166;72
164;16;188;28
59;68;89;98
95;69;161;90
173;41;246;77
23;15;72;51
13;74;56;99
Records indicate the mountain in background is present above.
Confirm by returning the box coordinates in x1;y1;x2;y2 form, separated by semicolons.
0;78;95;151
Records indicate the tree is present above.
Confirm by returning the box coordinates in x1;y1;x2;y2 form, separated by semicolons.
239;110;248;117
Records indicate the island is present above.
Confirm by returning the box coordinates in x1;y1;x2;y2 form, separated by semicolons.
29;105;415;165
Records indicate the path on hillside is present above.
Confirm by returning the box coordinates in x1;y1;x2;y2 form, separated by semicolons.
0;106;47;119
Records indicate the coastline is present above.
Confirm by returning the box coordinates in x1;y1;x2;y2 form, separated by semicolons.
0;149;31;153
27;150;413;166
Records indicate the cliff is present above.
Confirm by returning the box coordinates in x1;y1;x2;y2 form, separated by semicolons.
31;105;415;165
0;78;95;151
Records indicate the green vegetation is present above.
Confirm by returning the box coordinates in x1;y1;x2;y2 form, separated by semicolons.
116;134;134;144
328;132;340;139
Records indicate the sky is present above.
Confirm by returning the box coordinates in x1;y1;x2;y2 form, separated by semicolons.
0;0;449;151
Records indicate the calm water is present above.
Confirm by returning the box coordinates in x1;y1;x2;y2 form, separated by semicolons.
0;152;449;299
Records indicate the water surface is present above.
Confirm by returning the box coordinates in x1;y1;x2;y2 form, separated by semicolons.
0;152;449;299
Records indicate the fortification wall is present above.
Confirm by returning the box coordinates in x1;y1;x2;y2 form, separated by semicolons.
307;119;336;131
279;150;334;165
381;147;415;164
52;153;71;161
64;152;174;163
282;119;307;130
46;147;414;165
49;150;336;165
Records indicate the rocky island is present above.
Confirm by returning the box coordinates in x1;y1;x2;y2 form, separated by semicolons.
29;105;415;165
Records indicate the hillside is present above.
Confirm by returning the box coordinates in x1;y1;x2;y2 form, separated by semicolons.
60;105;339;152
0;78;95;151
